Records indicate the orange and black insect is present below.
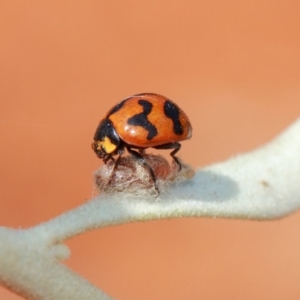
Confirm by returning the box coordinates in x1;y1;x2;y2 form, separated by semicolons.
92;93;192;192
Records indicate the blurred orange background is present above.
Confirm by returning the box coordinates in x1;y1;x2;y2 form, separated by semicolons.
1;1;300;299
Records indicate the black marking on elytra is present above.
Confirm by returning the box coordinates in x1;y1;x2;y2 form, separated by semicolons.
127;99;158;140
163;100;183;135
107;99;127;117
94;118;120;146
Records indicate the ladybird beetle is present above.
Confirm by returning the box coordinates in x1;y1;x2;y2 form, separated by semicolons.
92;93;192;192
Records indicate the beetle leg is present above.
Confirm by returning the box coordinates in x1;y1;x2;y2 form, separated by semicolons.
107;153;122;185
154;142;182;171
103;154;113;164
126;147;159;194
107;146;125;185
138;148;146;155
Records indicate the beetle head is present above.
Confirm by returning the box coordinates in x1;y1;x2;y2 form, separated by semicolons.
92;118;120;161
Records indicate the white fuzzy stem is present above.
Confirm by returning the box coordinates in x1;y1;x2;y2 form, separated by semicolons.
0;228;112;300
1;118;300;299
34;117;300;243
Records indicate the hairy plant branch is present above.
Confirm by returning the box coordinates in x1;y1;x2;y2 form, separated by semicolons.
1;118;300;300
